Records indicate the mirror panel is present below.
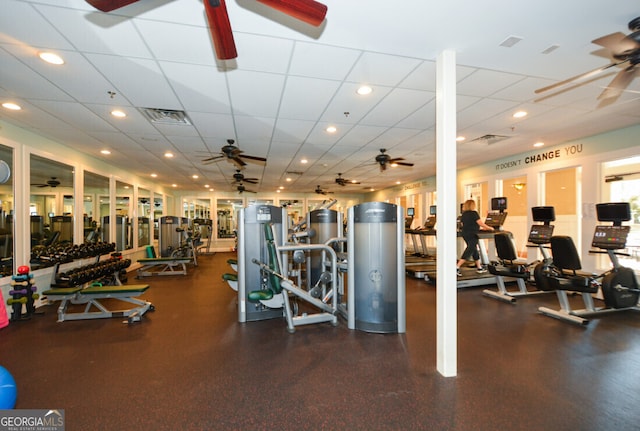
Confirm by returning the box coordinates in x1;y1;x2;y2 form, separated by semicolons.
0;144;13;275
83;171;109;244
30;155;74;257
217;198;242;239
138;188;151;247
104;180;133;251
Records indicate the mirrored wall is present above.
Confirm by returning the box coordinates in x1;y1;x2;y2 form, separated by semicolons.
0;144;13;275
217;198;242;239
84;171;109;244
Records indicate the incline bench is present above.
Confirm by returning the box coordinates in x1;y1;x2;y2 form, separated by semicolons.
42;284;154;324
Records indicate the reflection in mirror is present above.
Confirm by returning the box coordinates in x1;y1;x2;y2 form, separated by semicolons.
138;188;150;247
0;144;13;275
153;193;163;242
104;180;132;251
84;171;109;244
280;198;304;228
30;154;74;264
217;199;242;239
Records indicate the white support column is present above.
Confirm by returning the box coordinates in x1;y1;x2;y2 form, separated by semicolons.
14;145;29;268
74;166;84;245
436;50;458;377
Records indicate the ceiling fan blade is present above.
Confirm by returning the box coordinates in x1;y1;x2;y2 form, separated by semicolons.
239;154;267;163
395;161;415;167
231;157;247;167
534;61;625;94
202;155;225;162
85;0;139;12
592;32;639;54
204;0;237;60
257;0;327;26
598;66;638;100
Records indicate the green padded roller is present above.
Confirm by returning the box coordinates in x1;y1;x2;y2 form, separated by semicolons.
227;258;237;265
145;245;157;258
222;273;237;281
248;289;274;302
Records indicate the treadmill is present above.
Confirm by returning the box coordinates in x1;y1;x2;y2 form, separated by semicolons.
406;208;437;278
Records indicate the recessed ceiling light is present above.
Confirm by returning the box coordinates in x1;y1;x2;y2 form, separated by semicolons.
513;110;527;118
111;109;126;118
204;184;209;188
456;136;465;142
100;150;111;155
164;152;174;158
301;159;308;164
171;184;177;187
38;52;64;65
286;177;292;182
279;186;284;189
192;174;199;179
534;142;545;147
276;189;281;193
2;102;21;111
150;173;158;178
326;126;337;133
357;85;373;95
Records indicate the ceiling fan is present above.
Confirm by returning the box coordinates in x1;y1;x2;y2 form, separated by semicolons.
236;183;256;194
202;139;267;168
335;173;360;186
535;16;640;101
375;149;414;172
32;177;61;188
232;170;259;184
315;185;333;195
85;0;328;60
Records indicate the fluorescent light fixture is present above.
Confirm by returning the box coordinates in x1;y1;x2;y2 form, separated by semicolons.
38;52;64;65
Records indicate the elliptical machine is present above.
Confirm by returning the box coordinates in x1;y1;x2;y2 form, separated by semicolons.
538;202;640;325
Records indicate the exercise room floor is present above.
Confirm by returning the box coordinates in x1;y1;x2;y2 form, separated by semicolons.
1;252;640;430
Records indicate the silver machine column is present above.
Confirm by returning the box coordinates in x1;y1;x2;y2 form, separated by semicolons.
237;204;287;323
347;202;406;333
307;208;342;291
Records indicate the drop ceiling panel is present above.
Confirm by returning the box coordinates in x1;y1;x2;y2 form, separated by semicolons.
84;54;179;109
187;112;235;139
232;116;276;146
346;52;422;87
134;20;216;66
39;4;153;58
232;33;294;74
227;71;285;118
456;98;520;130
457;69;528;98
360;88;432;127
272;119;317;143
160;62;230;113
289;42;361;80
320;82;393;124
1;1;74;49
0;48;74;101
399;61;437;91
278;76;340;120
29;100;118;132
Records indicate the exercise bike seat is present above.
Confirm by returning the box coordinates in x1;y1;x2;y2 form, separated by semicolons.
548;236;598;293
488;232;529;279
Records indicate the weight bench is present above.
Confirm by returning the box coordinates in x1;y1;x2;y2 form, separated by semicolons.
136;257;191;277
42;284;154;324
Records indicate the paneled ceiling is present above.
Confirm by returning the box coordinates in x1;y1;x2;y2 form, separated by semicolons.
1;0;640;195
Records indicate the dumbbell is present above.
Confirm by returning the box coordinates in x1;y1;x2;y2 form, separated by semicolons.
7;297;27;305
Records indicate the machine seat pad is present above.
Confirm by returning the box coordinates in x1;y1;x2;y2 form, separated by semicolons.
548;275;598;293
42;287;83;296
222;273;237;282
82;284;149;294
248;289;274;302
227;259;237;265
138;257;190;263
488;264;529;279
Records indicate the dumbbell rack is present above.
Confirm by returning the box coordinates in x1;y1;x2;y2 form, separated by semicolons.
49;255;131;289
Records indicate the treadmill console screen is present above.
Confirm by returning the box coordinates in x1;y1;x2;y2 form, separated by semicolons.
591;225;630;250
424;216;436;229
485;212;507;229
528;224;554;244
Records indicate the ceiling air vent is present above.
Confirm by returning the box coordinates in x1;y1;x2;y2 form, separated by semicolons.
469;134;511;145
140;108;191;125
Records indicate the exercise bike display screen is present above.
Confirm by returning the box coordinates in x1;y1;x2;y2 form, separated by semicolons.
591;225;630;250
528;224;554;244
485;212;507;229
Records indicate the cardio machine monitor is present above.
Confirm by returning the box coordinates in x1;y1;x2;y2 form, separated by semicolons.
596;202;631;225
484;212;507;229
407;207;415;217
491;197;507;212
429;205;437;215
528;224;554;244
591;225;630;250
531;206;555;224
